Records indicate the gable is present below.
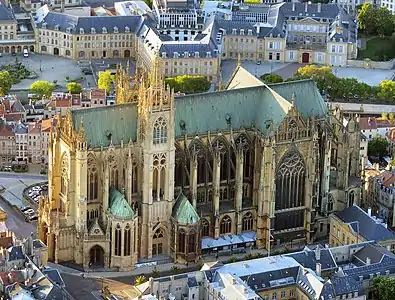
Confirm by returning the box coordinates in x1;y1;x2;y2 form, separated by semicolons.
88;219;105;236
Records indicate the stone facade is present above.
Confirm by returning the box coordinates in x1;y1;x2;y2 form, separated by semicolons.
38;60;361;270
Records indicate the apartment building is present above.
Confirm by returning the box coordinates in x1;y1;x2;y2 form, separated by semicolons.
359;116;395;141
329;205;395;250
13;122;28;162
27;122;42;164
0;123;16;166
138;241;395;300
0;4;35;54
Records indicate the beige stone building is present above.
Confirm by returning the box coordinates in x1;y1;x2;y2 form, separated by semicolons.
0;124;16;166
38;60;360;270
27;122;42;164
329;205;395;251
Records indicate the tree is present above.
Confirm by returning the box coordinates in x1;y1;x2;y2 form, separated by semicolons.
376;7;394;37
368;135;389;157
98;71;114;93
378;80;395;101
389;112;395;120
260;73;284;84
294;65;337;93
0;71;12;96
357;3;378;35
381;112;388;120
30;80;55;98
165;75;211;94
66;82;82;94
134;276;147;286
373;276;395;300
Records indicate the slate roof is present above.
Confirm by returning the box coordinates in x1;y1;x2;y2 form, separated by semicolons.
36;11;144;34
287;245;337;271
71;102;138;148
172;193;200;225
280;2;340;20
43;269;65;288
109;187;135;219
0;3;15;21
334;205;395;242
8;245;25;261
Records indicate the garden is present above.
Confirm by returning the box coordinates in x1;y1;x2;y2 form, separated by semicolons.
0;59;37;84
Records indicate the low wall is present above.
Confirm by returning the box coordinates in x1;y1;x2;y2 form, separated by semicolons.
347;59;395;70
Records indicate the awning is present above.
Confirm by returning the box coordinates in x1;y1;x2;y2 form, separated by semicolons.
201;231;257;249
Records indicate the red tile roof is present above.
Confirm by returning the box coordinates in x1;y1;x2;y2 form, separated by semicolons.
2;113;23;122
359;117;377;130
0;124;15;137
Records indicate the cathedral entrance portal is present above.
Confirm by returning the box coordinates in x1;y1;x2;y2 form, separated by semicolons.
90;245;105;267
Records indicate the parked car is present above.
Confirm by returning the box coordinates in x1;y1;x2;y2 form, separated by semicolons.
29;215;38;222
21;206;32;212
23;209;35;215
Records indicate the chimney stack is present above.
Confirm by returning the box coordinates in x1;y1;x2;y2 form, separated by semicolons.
366;257;371;265
292;2;295;11
316;263;322;276
315;245;321;261
305;2;308;12
317;2;321;13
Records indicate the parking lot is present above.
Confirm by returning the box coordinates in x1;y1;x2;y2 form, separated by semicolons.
23;183;48;222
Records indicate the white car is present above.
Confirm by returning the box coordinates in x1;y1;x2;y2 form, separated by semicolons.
24;209;35;215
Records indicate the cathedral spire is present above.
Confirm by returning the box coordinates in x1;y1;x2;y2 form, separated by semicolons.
291;93;295;106
150;51;163;89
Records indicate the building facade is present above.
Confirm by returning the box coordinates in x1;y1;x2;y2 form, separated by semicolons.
38;61;361;270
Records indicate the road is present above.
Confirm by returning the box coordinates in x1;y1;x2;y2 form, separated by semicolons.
0;173;46;181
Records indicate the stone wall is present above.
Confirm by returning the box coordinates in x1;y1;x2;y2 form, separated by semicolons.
347;58;395;70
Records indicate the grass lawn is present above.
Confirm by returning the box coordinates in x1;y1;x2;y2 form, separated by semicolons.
357;37;395;61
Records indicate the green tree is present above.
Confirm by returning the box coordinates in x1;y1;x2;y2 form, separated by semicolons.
389;112;395;120
30;80;55;98
0;71;12;96
373;276;395;300
294;65;337;93
378;80;395;100
376;7;394;37
134;276;147;286
381;112;388;120
368;135;389;157
260;73;284;84
165;75;211;94
357;3;378;35
98;71;114;93
66;82;82;94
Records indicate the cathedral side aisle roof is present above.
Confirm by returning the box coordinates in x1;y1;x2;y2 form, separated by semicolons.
109;187;135;219
172;193;200;225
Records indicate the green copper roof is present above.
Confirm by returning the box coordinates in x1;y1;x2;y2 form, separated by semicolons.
172;193;200;225
71;102;138;148
174;79;326;137
109;187;135;219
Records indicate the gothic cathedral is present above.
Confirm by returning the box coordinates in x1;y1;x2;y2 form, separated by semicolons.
38;58;361;270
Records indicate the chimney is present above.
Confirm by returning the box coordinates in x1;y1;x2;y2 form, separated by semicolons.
292;2;295;11
368;208;372;216
315;246;321;261
316;263;322;276
317;2;321;12
305;2;308;12
366;257;371;265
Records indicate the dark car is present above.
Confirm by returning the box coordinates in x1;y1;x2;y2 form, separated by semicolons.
21;206;32;212
82;68;93;75
11;52;16;56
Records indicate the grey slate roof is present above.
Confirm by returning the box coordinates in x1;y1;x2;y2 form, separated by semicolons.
36;12;144;34
280;2;340;20
0;3;15;21
334;205;395;242
8;246;25;261
287;246;337;271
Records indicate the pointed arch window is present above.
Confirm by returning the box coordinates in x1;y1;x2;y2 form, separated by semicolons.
188;230;196;253
220;215;232;234
275;150;306;211
152;228;164;255
178;230;186;253
328;194;334;212
108;153;119;188
153;117;167;145
115;224;122;256
348;190;355;207
242;212;253;231
87;155;98;201
201;219;210;237
61;155;68;195
124;224;131;256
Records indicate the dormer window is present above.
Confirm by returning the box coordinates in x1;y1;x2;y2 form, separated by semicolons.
114;26;118;33
162;52;167;58
66;27;71;33
54;24;60;31
232;28;237;35
125;26;130;33
91;27;96;34
42;22;47;29
79;28;84;34
248;29;252;35
195;51;199;58
206;52;211;58
102;27;107;34
173;52;179;58
240;29;245;35
184;51;189;57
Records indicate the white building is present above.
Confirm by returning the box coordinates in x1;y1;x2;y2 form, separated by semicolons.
359;117;395;141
